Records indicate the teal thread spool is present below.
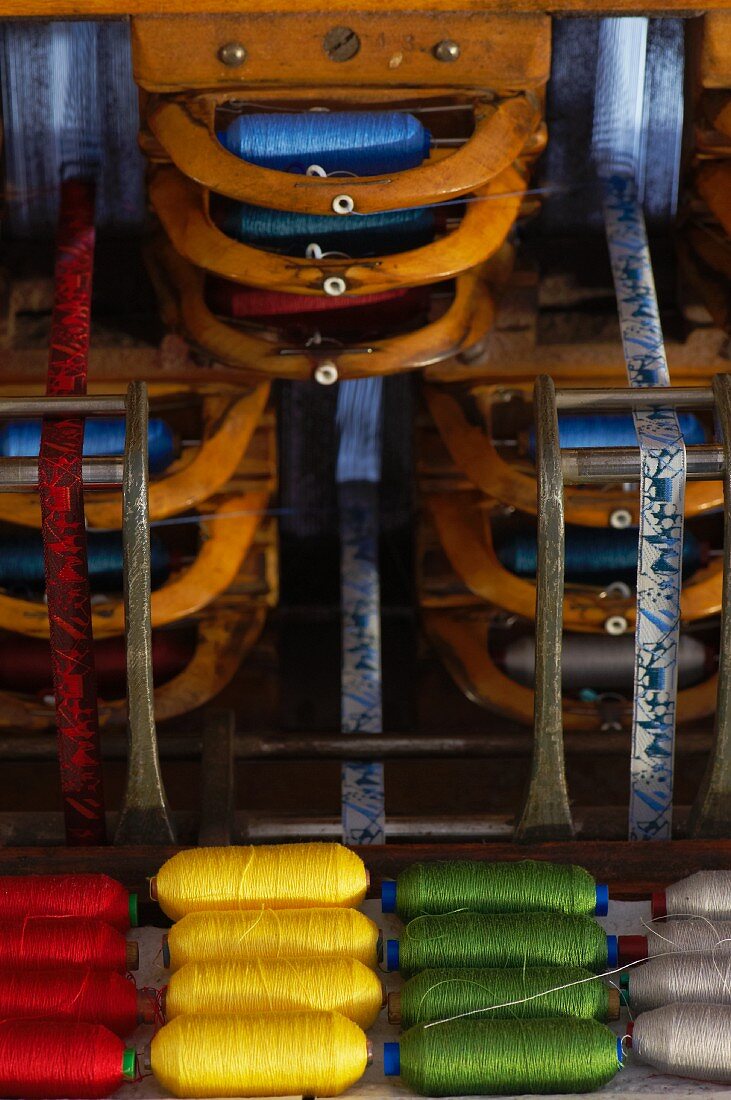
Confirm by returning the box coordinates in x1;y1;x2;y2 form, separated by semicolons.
386;913;618;976
384;1018;623;1096
390;966;620;1028
381;860;607;921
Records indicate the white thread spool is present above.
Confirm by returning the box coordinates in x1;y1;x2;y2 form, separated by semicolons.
646;918;731;956
654;871;731;921
627;953;731;1013
632;1004;731;1083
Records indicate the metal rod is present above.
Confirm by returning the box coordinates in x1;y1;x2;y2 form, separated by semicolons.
556;386;714;411
0;395;127;417
514;375;574;841
114;382;175;845
0;729;714;762
562;444;724;484
0;456;123;490
689;373;731;838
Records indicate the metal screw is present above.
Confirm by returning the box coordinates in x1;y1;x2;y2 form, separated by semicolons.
433;39;461;62
610;508;633;530
605;615;629;636
332;194;355;215
314;361;339;385
217;42;247;67
323;276;347;297
323;26;361;62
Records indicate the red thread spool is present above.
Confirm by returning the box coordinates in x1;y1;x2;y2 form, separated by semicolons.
0;874;134;931
0;917;137;972
207;279;413;317
0;630;195;699
0;969;152;1035
0;1020;135;1098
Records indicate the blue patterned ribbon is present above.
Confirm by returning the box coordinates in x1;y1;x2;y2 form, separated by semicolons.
603;175;686;840
339;484;386;845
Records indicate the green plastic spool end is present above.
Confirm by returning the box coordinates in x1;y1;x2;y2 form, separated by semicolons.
122;1049;137;1081
129;892;139;928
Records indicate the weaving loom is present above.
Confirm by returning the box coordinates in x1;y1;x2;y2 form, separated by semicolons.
0;0;730;1097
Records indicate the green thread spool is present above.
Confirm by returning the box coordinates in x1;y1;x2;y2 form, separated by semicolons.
387;913;615;976
391;966;620;1028
384;1018;623;1096
381;861;606;922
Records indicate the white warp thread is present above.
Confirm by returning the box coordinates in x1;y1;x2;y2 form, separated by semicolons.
633;1003;731;1082
666;871;731;920
630;952;731;1013
647;918;731;956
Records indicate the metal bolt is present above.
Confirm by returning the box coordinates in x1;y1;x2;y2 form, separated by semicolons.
332;194;355;215
314;361;339;385
217;42;247;67
605;615;629;636
323;276;347;297
610;508;633;530
323;26;361;62
433;39;461;62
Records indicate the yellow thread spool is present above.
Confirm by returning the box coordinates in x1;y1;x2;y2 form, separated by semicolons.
164;908;380;971
153;844;368;921
165;958;383;1029
151;1011;368;1098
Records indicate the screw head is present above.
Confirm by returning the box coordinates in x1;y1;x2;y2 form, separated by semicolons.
314;361;339;385
323;26;361;62
605;615;629;636
433;39;461;62
218;42;247;67
610;508;633;530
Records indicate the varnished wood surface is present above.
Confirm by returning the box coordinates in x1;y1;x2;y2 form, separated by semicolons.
0;1;727;14
0;842;727;900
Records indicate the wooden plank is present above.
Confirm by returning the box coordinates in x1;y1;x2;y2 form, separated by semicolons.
701;12;731;86
0;2;724;15
0;841;728;899
132;12;549;93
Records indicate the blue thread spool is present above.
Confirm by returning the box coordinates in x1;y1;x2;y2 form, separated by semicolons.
223;205;435;258
0;418;176;475
527;413;707;459
495;525;704;585
218;111;430;176
0;528;171;593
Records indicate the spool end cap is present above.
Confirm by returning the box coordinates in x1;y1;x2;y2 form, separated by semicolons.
386;939;399;971
384;1043;400;1077
626;1021;634;1047
618;935;648;965
162;934;170;969
606;935;618;968
122;1049;137;1081
651;890;667;919
595;884;609;917
381;881;397;913
129;892;139;928
617;1037;625;1065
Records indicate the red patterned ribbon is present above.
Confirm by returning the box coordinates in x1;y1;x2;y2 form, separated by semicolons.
39;178;106;845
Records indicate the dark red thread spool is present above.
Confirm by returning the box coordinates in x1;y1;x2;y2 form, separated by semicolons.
0;875;135;931
0;629;195;700
0;969;153;1035
206;279;414;317
0;1020;136;1098
0;917;137;972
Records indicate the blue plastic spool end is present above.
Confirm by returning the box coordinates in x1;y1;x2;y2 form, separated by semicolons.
606;935;618;968
617;1037;625;1066
386;939;400;972
381;881;397;913
384;1043;401;1077
595;883;609;917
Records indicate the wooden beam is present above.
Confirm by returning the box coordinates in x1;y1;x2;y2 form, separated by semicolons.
0;2;724;16
0;841;728;899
